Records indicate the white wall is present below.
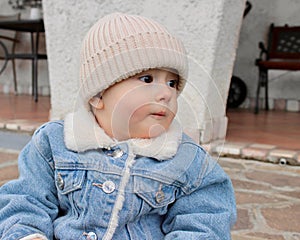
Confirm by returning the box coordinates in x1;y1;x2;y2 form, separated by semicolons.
43;0;245;143
0;2;49;95
233;0;300;107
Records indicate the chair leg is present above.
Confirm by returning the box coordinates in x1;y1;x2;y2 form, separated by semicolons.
31;59;34;96
12;59;18;94
33;57;38;102
255;69;262;114
265;71;269;110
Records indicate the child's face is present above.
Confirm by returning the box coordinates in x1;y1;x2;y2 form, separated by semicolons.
90;68;179;140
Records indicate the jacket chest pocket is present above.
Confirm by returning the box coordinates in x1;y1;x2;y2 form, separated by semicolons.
133;175;178;215
55;169;86;214
55;170;85;193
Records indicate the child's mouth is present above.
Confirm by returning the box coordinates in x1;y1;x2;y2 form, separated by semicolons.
151;111;166;118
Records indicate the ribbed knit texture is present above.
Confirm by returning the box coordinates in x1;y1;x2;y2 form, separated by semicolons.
79;12;188;105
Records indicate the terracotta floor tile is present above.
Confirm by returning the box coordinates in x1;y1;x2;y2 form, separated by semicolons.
226;108;300;151
0;93;50;123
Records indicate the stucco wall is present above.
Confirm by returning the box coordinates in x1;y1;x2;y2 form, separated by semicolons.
42;0;245;143
234;0;300;108
0;2;49;95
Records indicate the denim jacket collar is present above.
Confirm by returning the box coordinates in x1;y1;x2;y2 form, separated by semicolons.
64;107;182;160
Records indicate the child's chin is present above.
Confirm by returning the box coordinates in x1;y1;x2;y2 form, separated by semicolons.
148;124;167;138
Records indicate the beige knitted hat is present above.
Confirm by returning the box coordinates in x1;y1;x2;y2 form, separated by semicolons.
79;12;188;104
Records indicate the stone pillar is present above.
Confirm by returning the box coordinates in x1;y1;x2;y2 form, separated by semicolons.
43;0;245;144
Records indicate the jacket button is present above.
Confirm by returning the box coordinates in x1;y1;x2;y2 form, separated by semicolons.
111;148;124;158
86;231;97;240
102;180;116;194
155;190;165;203
57;173;64;190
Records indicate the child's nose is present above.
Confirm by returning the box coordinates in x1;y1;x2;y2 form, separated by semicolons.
154;83;172;103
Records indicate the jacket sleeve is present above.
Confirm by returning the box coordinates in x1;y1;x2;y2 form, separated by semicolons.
162;151;237;240
0;127;59;240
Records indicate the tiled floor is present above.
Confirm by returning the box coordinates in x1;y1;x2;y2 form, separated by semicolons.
226;108;300;151
0;93;299;152
0;93;50;122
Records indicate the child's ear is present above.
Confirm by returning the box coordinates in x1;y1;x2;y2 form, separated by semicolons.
89;96;104;110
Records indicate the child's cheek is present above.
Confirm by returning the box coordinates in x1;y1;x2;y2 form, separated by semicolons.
119;89;150;114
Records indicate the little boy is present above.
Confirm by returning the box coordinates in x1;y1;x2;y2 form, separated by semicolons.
0;13;236;240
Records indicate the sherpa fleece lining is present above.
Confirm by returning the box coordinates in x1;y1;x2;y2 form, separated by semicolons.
64;106;182;160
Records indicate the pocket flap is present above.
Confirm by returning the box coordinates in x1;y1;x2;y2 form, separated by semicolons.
134;176;177;208
55;170;85;194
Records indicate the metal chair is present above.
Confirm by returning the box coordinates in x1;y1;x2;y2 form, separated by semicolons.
0;13;21;94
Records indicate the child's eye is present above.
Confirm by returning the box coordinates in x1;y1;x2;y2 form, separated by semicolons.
138;75;153;83
167;79;179;89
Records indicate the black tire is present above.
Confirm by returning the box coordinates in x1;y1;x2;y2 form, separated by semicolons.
227;76;247;108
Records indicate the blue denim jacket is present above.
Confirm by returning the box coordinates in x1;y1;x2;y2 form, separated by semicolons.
0;120;236;240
